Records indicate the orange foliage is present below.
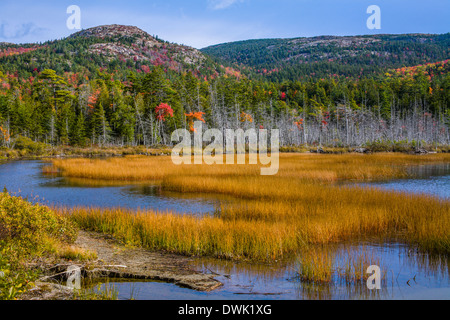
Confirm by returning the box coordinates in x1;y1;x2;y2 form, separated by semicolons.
0;46;41;58
0;126;10;142
185;112;206;132
240;112;253;123
294;119;304;131
88;89;101;109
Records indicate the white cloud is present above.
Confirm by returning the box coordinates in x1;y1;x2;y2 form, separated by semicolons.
0;22;45;40
208;0;242;10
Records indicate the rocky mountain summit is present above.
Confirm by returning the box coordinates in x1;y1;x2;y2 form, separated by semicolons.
69;24;206;68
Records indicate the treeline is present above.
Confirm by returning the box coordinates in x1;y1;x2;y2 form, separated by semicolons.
0;63;449;149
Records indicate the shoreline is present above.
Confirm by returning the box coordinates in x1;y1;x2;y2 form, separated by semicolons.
1;144;449;163
20;230;222;300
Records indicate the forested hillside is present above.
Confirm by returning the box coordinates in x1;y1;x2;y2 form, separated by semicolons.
0;26;449;151
202;34;450;81
0;25;223;80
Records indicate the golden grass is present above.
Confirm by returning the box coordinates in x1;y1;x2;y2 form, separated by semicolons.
61;186;449;262
56;245;98;262
296;245;386;285
49;156;176;181
296;246;334;283
61;207;296;261
50;153;450;183
50;153;450;261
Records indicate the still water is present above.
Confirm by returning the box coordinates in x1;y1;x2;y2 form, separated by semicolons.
0;160;216;214
97;243;450;300
0;160;448;300
360;163;450;199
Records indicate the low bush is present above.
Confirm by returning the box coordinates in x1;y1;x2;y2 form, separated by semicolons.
13;136;51;156
0;191;77;299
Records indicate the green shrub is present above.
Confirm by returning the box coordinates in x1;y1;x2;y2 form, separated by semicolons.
13;136;50;155
280;145;308;153
0;191;77;253
0;245;39;300
0;191;78;299
365;140;393;152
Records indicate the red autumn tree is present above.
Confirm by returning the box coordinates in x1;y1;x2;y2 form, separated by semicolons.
155;103;174;122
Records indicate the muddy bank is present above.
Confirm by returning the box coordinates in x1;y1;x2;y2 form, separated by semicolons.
21;231;222;300
74;231;223;291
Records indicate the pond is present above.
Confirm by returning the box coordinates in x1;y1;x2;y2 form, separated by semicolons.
359;163;450;199
94;243;450;300
0;160;449;300
0;160;217;215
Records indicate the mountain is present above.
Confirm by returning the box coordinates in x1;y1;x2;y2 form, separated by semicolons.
69;25;207;67
0;25;221;78
202;33;450;81
1;26;449;82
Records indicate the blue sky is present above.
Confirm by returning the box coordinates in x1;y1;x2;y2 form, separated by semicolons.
0;0;449;48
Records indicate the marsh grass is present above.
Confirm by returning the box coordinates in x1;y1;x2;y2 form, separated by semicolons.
62;187;449;262
63;207;296;261
75;281;119;300
337;247;385;284
49;153;450;183
51;153;450;261
296;246;334;283
296;245;387;286
55;245;98;262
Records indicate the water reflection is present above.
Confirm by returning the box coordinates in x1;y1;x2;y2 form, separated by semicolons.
94;243;449;300
359;164;450;199
0;160;216;214
292;243;449;300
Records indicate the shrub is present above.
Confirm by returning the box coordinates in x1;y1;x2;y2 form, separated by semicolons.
0;191;78;299
0;190;77;253
365;140;393;152
13;136;50;155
